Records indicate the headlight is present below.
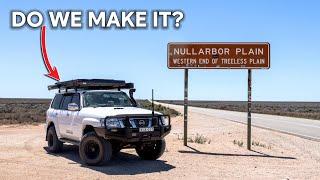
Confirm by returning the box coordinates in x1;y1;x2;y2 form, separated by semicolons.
100;118;124;128
160;116;170;126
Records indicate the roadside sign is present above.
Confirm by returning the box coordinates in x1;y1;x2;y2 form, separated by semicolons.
167;42;270;149
168;42;270;69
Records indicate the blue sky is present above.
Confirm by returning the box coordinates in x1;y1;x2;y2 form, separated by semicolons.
0;1;320;101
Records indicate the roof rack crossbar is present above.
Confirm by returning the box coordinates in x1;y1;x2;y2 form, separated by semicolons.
48;79;134;91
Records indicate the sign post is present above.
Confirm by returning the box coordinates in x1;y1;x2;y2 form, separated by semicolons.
184;69;188;146
247;69;252;150
152;89;154;116
167;42;270;148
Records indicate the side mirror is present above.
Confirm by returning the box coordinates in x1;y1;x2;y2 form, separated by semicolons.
68;103;79;111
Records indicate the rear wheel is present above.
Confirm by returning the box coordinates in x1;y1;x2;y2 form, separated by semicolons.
135;139;166;160
47;126;63;153
79;132;112;166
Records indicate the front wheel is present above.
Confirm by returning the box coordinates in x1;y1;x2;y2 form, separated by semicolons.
79;132;112;166
135;139;166;160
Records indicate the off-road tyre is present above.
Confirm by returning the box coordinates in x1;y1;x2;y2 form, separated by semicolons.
47;126;63;153
135;139;166;160
79;132;112;166
110;142;122;157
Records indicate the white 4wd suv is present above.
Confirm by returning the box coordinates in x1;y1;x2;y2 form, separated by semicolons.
45;79;171;165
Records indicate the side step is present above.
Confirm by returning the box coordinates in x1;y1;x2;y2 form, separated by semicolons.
60;138;80;146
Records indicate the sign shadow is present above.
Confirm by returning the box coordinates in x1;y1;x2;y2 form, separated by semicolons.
178;145;296;160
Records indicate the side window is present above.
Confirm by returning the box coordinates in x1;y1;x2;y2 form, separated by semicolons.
61;95;73;110
71;93;80;107
51;94;63;109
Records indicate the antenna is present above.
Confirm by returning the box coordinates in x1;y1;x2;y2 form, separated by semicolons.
152;89;154;116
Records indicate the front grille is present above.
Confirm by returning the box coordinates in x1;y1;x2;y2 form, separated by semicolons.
121;117;159;128
134;119;149;127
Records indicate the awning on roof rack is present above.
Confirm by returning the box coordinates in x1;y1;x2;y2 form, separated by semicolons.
48;79;134;91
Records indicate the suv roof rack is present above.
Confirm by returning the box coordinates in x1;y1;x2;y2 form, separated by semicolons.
48;79;134;91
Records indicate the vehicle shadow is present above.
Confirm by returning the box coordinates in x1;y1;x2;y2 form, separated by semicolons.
178;145;296;160
43;144;175;175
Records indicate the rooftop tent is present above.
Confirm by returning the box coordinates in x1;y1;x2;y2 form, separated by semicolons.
48;79;134;91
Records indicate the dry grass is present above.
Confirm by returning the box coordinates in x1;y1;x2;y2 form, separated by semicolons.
233;139;244;147
252;140;272;149
138;100;181;117
0;98;50;125
177;133;211;144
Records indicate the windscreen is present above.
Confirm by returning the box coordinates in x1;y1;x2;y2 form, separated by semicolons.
83;91;133;107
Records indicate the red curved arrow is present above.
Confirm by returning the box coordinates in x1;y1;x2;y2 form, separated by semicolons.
40;26;60;81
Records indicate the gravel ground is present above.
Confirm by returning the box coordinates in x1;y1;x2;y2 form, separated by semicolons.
0;106;319;179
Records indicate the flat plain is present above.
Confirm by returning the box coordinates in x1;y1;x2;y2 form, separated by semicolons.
0;98;319;179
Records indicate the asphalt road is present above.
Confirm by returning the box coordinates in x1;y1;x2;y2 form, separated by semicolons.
157;102;320;141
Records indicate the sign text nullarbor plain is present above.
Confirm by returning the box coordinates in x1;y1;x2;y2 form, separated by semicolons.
167;42;270;69
173;47;264;56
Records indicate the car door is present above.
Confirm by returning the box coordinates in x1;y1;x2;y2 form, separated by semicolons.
49;94;63;137
68;93;82;141
59;94;73;138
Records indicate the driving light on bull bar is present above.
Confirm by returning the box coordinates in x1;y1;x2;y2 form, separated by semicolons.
160;116;170;126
